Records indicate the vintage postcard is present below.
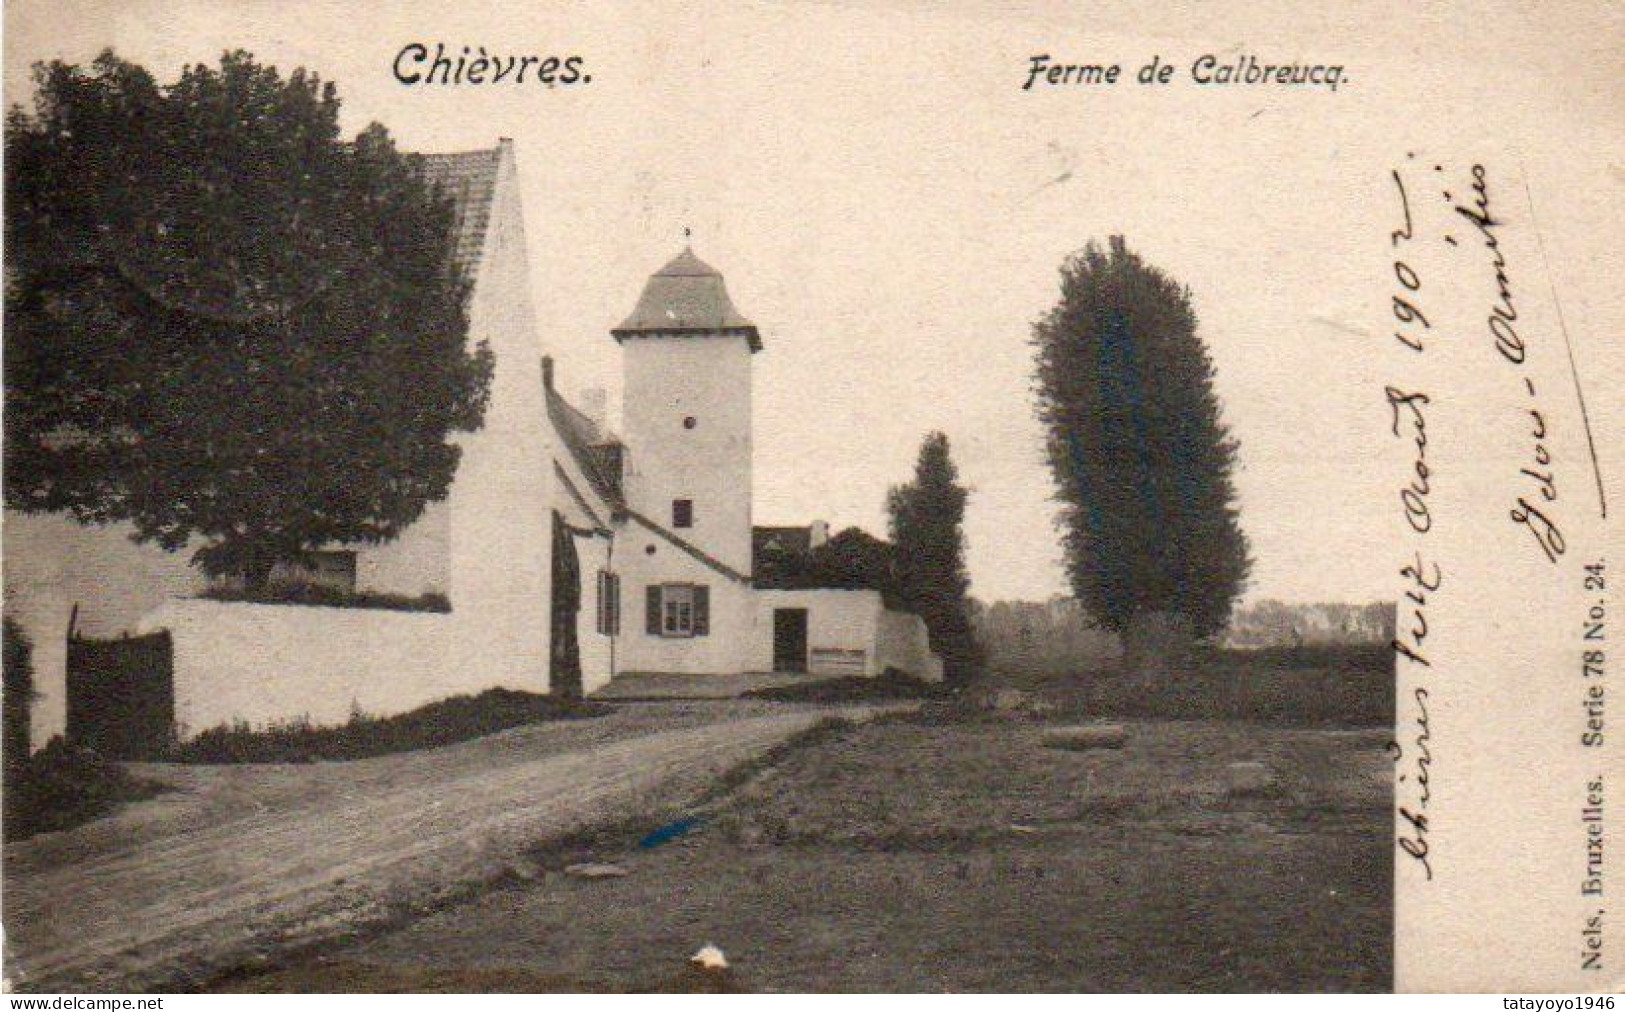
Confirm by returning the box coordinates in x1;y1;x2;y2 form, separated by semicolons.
1;0;1618;996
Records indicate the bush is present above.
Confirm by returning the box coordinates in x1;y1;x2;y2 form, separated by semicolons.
742;669;952;704
199;585;451;612
4;617;36;773
170;687;609;764
4;737;167;841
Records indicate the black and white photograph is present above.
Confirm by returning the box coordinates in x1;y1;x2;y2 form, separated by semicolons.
1;0;1619;997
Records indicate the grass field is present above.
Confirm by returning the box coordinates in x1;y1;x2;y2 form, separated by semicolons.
223;705;1391;992
985;643;1394;726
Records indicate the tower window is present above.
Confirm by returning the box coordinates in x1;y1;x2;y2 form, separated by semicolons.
683;415;697;429
672;499;694;529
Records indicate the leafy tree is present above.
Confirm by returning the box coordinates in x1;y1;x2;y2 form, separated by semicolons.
1032;236;1250;663
888;432;978;679
5;50;491;588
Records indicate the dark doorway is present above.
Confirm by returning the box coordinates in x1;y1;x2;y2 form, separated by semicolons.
550;512;583;698
773;608;809;673
66;630;174;760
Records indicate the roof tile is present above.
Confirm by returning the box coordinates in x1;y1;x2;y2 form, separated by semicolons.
612;247;761;351
411;146;503;284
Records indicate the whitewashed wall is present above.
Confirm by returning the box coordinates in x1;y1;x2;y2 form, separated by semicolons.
877;607;945;682
746;590;943;681
356;499;450;597
135;600;493;733
442;139;553;690
620;336;755;577
749;588;880;674
3;513;203;746
571;531;615;695
612;515;756;675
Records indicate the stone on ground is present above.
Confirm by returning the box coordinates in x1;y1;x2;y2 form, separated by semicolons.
1041;723;1128;751
985;688;1057;719
563;862;630;879
1224;761;1276;795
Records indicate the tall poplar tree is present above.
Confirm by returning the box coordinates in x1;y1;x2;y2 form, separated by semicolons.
1031;237;1250;664
888;432;978;680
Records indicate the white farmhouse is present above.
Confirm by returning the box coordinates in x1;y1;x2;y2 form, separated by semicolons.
4;139;939;751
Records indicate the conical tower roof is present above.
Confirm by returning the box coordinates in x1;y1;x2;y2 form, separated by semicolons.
612;248;761;352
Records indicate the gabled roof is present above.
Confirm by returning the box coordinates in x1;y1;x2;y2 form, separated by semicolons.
547;386;623;506
412;145;504;284
624;508;751;584
612;247;762;352
753;525;813;563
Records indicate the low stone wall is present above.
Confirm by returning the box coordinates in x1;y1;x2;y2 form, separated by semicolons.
877;607;945;682
749;589;880;674
748;590;943;681
4;513;204;746
136;599;542;735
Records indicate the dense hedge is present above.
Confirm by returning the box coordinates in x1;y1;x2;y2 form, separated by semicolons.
171;687;608;764
199;585;451;612
4;737;167;841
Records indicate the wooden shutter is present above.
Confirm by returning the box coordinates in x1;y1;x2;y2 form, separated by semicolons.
609;574;621;634
693;585;710;636
646;585;662;635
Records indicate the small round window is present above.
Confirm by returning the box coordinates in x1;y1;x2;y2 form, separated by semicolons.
645;544;657;555
682;415;697;430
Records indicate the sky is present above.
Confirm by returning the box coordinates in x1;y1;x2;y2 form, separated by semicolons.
6;0;1619;604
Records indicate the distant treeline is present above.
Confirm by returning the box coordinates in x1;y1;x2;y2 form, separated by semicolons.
971;597;1395;724
973;597;1397;678
1224;600;1396;649
972;597;1119;678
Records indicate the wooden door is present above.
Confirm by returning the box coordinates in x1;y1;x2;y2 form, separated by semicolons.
773;609;808;673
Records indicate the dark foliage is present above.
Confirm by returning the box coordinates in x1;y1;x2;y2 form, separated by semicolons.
198;585;450;612
170;687;608;764
4;736;168;841
4;617;36;773
741;668;952;703
5;50;492;588
754;526;904;605
1031;236;1251;641
888;432;979;679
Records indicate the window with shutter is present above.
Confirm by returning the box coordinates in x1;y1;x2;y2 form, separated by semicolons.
660;584;695;636
646;583;710;638
646;585;662;635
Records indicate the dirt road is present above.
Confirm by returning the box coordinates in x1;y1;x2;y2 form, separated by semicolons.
3;701;871;992
222;716;1390;992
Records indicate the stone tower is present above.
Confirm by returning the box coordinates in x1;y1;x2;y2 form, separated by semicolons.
613;248;760;575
